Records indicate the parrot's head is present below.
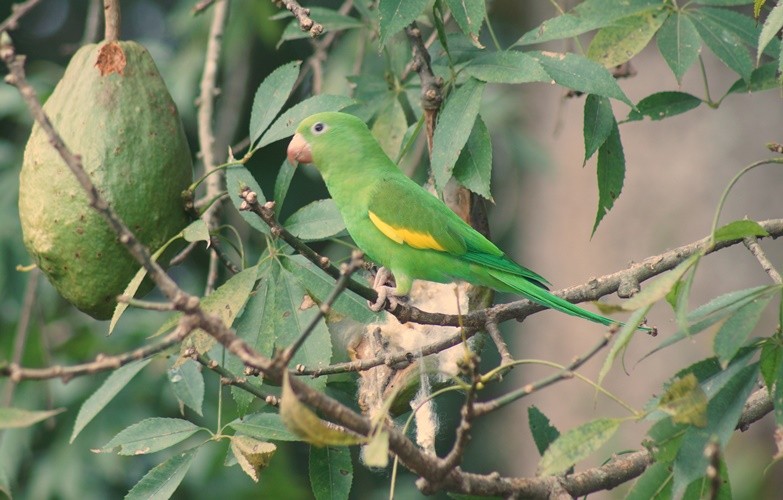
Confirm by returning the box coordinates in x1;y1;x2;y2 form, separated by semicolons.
287;112;377;172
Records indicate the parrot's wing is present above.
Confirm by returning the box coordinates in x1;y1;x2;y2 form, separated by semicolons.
367;176;551;288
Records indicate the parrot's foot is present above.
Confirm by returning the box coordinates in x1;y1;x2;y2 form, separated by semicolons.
369;267;405;311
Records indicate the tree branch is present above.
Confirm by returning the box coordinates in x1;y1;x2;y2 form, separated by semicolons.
744;236;783;284
274;0;324;37
0;0;42;34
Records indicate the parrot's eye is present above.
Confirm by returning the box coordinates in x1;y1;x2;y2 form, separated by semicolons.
312;122;327;134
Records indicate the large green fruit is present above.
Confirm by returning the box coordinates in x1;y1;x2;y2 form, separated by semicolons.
19;41;192;320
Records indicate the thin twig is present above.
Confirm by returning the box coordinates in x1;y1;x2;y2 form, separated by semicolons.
197;0;230;295
195;354;273;401
192;0;217;14
485;315;513;366
274;0;324;37
0;0;42;33
278;251;364;366
744;236;783;284
472;330;615;417
3;268;39;405
0;318;196;383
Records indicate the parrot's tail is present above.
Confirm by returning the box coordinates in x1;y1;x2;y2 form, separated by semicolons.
489;271;654;333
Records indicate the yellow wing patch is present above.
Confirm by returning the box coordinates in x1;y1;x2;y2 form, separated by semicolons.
368;211;446;251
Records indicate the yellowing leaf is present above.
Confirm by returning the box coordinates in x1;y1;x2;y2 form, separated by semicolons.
279;372;366;447
658;373;708;427
230;435;277;482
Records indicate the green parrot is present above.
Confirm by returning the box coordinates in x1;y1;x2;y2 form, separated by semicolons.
287;111;648;331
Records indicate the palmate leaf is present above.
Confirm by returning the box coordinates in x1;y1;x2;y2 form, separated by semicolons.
538;418;622;475
309;446;353;500
98;417;203;455
757;1;783;62
592;118;624;236
249;61;301;147
125;448;198;500
529;51;633;106
672;363;758;496
167;359;205;416
283;199;346;241
378;0;429;48
625;92;703;122
587;10;669;68
463;51;550;84
690;10;754;82
656;12;702;83
445;0;487;48
515;0;662;46
527;406;561;456
230;411;301;442
453;115;493;200
583;94;614;164
431;78;485;192
0;407;65;429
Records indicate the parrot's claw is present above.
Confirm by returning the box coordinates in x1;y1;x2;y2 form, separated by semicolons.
369;285;399;312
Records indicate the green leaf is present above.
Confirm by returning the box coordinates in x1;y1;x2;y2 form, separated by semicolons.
699;6;780;57
714;294;772;367
230;412;301;442
71;359;151;443
249;61;302;147
274;270;333;388
672;363;758;496
282;255;382;324
773;352;783;425
645;285;781;358
445;0;486;48
758;1;783;62
125;448;197;500
515;0;662;46
277;7;363;44
0;407;65;429
656;12;702;83
274;159;297;217
658;373;708;427
284;199;346;241
167;359;205;416
597;305;652;385
378;0;429;47
453;115;493;200
109;232;185;334
527;406;560;456
229;268;277;411
626;462;673;500
431;78;485;191
621;254;700;311
592;118;624;236
463;50;550;84
760;337;783;392
713;219;770;242
257;95;354;150
625;91;702;122
99;418;202;455
182;219;209;243
696;0;754;4
726;62;781;94
309;446;353;500
226;163;269;235
371;95;407;160
587;10;669;68
583;94;614;164
538;418;621;475
691;10;754;82
530;51;633;106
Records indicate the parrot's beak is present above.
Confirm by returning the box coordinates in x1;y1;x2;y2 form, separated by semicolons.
287;133;312;165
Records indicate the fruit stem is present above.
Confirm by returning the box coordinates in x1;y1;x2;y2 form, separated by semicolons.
103;0;121;41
